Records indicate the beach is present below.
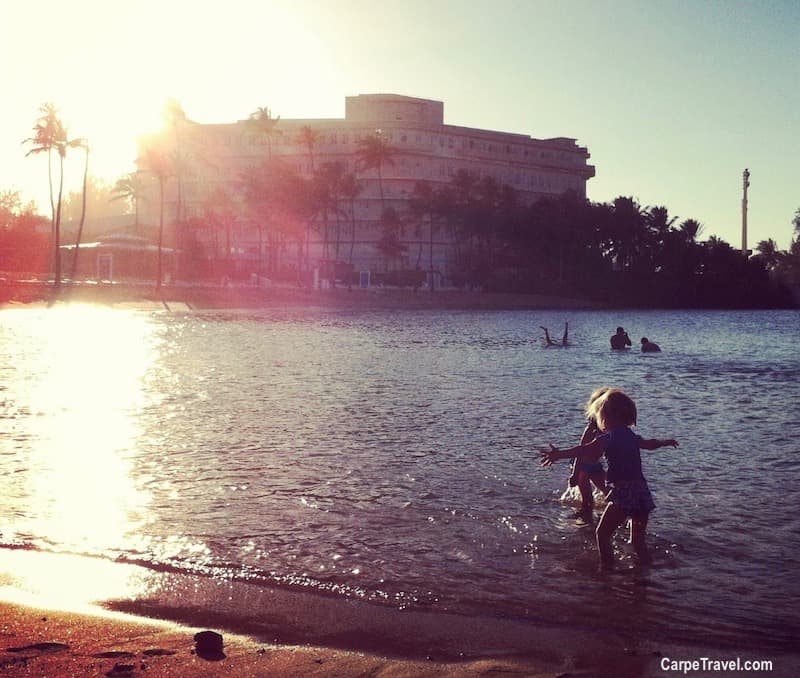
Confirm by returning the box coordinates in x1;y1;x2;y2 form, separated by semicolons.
1;534;793;677
2;599;515;678
0;591;685;677
0;547;668;678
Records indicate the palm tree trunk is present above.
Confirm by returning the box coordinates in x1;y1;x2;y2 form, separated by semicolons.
47;150;56;281
349;200;356;266
71;147;89;280
429;217;435;292
53;153;65;288
156;179;164;291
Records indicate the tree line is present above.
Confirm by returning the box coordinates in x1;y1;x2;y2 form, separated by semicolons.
11;100;800;308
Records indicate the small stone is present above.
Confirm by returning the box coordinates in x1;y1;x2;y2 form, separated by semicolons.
193;630;225;659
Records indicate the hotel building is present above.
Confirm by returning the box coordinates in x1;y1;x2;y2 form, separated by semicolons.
136;93;595;285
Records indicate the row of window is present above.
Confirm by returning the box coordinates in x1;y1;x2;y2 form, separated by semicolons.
180;162;581;202
242;126;582;165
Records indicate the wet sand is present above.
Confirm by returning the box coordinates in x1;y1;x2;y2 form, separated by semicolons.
0;548;662;677
3;550;794;678
0;600;656;678
3;599;549;678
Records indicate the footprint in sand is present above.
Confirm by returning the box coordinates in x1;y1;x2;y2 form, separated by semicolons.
6;642;70;654
92;650;135;659
143;648;177;656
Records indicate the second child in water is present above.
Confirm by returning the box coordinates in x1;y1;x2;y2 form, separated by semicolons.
541;389;678;569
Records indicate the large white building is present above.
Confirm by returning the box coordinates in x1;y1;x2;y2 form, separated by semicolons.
136;93;595;286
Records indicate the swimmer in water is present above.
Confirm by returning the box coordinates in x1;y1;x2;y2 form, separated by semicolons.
541;322;569;347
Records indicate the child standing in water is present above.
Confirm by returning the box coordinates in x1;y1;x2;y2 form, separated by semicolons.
541;389;678;568
568;388;608;525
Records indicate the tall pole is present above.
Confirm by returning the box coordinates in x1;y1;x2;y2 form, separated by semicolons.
741;168;750;254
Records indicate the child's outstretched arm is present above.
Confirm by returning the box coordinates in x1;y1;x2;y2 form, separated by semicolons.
640;438;679;450
540;439;603;467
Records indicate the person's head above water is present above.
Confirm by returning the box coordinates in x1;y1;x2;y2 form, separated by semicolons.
616;327;625;334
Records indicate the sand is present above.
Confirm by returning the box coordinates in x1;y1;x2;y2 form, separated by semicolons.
5;596;793;677
0;599;582;678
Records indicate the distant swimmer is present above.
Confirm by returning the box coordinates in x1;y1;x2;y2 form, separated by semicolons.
641;337;661;352
610;327;632;350
541;322;569;347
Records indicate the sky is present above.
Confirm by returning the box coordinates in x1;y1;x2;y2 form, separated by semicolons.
2;0;798;248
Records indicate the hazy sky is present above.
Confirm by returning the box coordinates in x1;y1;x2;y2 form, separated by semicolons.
2;0;798;248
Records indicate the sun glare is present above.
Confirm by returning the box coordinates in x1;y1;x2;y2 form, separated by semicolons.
8;306;157;555
0;548;167;615
9;0;346;214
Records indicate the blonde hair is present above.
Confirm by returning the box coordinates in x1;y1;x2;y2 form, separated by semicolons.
593;389;637;431
584;387;610;420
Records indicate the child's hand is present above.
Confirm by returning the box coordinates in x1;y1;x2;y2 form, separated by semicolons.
664;439;679;448
539;444;559;467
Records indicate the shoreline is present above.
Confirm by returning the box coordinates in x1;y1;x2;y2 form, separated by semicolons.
1;549;796;677
0;279;605;312
0;548;626;678
4;279;797;311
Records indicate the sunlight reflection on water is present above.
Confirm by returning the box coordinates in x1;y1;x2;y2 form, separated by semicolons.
2;306;154;552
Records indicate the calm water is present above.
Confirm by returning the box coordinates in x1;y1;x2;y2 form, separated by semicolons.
1;305;799;652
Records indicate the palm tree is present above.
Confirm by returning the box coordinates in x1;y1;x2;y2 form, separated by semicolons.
110;172;145;232
203;187;237;265
605;196;647;271
69;138;89;280
23;102;68;287
297;125;320;171
316;162;350;265
756;238;780;270
338;172;362;279
139;149;174;290
677;218;703;244
248;107;281;158
793;207;800;240
163;99;187;223
355;131;395;210
410;181;438;291
643;205;678;272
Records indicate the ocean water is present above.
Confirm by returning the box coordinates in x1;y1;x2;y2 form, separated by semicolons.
1;305;799;654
